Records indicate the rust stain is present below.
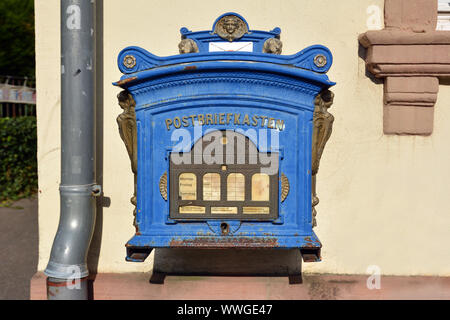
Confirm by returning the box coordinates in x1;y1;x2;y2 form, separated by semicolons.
116;76;138;86
184;66;197;71
47;278;88;288
169;237;280;248
130;253;148;261
302;253;319;262
303;236;321;248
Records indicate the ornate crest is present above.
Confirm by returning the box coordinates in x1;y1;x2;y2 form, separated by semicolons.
213;14;249;42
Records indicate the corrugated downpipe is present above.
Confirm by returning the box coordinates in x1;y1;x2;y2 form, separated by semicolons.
44;0;99;300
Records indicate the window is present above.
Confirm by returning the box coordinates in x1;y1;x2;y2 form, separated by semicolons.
251;173;270;201
203;173;221;200
179;173;197;200
227;173;245;201
437;0;450;30
169;130;279;220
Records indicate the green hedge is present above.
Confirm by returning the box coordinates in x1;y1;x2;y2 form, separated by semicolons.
0;116;37;204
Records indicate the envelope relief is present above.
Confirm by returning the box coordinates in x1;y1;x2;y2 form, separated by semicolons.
208;41;254;52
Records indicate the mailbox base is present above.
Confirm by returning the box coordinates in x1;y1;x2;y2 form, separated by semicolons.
125;233;322;256
125;234;320;286
125;227;321;285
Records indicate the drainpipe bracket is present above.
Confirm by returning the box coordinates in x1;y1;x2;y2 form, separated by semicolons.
91;184;102;197
59;184;102;197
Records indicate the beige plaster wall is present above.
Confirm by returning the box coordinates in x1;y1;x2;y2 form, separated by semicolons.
35;0;450;276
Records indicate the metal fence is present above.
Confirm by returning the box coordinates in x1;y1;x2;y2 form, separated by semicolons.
0;76;36;117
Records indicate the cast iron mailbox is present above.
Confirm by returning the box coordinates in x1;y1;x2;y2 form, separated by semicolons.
114;13;335;281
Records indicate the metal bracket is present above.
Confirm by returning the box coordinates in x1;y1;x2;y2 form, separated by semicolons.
91;184;102;197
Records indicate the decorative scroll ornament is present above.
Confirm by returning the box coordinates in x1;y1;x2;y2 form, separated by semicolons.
116;45;333;75
159;172;168;201
213;14;248;42
117;90;138;229
263;38;283;55
123;55;136;69
178;39;199;54
313;54;327;68
311;90;335;227
280;173;290;202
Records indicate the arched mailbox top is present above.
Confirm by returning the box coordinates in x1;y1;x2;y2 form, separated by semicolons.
114;13;335;90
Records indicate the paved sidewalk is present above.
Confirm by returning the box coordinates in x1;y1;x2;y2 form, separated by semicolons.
0;198;38;300
31;272;450;300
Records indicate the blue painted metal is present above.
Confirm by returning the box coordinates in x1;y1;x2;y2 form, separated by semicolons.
116;45;334;76
114;13;334;262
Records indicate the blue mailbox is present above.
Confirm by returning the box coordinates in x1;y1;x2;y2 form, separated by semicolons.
114;13;335;281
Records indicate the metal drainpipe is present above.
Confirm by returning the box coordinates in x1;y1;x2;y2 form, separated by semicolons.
44;0;100;300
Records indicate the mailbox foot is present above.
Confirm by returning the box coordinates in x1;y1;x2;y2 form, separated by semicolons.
149;271;166;284
288;273;303;284
288;249;303;284
126;246;153;262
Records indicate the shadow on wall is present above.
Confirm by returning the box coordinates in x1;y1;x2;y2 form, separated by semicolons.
87;0;107;282
357;42;383;85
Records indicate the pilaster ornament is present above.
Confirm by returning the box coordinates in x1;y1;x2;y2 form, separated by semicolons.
117;90;138;229
359;0;449;135
311;90;334;227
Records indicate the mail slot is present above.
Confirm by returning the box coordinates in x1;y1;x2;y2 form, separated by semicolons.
170;130;280;221
113;13;335;278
